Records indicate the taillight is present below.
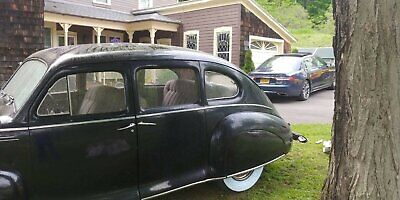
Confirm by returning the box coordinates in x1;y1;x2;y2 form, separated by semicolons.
288;76;296;81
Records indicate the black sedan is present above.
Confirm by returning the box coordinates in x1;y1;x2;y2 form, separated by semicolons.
249;53;335;100
0;44;306;199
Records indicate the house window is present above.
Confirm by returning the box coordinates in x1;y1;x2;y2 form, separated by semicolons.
93;30;124;43
93;0;111;5
57;32;77;46
139;0;153;9
157;38;172;45
44;28;52;49
214;27;232;62
183;30;199;50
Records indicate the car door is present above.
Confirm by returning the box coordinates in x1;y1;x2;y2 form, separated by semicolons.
315;57;334;87
28;63;139;199
304;56;323;90
133;60;207;199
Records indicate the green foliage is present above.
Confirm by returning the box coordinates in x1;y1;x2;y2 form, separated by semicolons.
242;50;255;73
296;0;332;26
292;48;299;53
256;0;334;48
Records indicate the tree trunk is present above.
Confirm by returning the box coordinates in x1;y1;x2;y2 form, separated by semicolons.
322;0;400;199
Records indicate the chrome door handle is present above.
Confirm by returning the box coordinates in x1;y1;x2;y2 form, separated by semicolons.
117;123;135;131
138;122;157;126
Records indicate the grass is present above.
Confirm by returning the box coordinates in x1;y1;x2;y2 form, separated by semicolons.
291;29;333;48
256;1;335;48
164;124;332;200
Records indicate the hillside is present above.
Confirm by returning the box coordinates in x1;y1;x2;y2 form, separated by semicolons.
256;0;334;48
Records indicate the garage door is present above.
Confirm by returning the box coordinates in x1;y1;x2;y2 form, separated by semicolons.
249;36;284;68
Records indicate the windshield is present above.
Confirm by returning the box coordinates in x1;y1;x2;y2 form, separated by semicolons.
0;60;47;119
255;56;302;73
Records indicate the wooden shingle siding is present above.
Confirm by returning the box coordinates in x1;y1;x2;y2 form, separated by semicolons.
240;5;291;66
66;0;136;13
166;4;242;67
0;0;44;85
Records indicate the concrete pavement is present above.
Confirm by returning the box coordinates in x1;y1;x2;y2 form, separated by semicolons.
270;90;334;124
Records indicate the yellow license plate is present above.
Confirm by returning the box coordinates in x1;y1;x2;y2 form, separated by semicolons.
260;78;270;84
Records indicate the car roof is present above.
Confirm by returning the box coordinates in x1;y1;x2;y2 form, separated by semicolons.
275;53;312;57
28;43;237;71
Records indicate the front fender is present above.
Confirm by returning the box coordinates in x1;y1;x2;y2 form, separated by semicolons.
0;171;24;200
209;112;292;177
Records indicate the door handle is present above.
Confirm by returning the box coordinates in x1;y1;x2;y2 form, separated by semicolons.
117;123;136;131
138;122;157;126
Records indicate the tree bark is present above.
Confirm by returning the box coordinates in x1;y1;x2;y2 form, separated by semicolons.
322;0;400;199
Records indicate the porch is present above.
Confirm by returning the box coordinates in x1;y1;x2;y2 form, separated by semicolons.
44;1;181;48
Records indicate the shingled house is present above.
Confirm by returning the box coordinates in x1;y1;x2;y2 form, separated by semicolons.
0;0;296;84
43;0;296;67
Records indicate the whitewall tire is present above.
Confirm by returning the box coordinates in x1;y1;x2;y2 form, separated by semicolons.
221;167;263;192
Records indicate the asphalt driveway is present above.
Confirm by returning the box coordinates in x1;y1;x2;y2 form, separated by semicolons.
270;90;334;124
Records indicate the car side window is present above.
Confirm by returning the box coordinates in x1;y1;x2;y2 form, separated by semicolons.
38;71;127;116
37;77;70;116
205;71;239;100
136;67;200;110
303;58;313;70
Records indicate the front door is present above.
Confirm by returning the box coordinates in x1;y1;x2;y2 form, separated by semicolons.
133;61;207;198
29;65;139;199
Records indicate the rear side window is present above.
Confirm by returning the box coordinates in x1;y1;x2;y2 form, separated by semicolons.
205;71;238;100
136;67;200;110
38;71;126;116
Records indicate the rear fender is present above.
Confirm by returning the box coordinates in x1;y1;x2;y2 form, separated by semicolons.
209;112;292;177
0;171;24;200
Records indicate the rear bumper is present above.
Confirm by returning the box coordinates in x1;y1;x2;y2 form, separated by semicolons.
259;84;302;97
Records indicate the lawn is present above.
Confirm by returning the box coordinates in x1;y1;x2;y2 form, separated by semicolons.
164;124;332;200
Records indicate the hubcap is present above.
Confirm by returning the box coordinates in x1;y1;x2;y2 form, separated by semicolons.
303;82;310;99
232;171;254;181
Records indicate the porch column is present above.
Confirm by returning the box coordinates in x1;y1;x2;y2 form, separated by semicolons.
59;23;72;46
149;28;157;44
126;31;135;43
93;27;104;44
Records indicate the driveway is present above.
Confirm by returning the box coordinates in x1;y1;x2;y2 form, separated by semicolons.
270;90;334;124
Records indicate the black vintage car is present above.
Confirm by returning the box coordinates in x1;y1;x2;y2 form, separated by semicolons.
0;44;305;200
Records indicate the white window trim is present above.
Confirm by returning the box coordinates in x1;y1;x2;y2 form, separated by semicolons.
249;35;284;54
44;22;57;48
57;31;78;46
213;27;233;62
183;30;199;50
93;0;111;5
139;0;153;9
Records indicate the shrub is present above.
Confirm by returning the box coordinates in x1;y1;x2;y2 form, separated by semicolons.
242;50;255;74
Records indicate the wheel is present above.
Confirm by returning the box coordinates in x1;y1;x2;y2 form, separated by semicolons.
298;81;311;101
327;76;336;90
220;167;263;192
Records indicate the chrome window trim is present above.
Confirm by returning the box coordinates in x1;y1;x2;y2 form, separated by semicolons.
27;104;271;130
0;127;29;132
142;154;286;200
29;116;135;130
138;104;272;118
